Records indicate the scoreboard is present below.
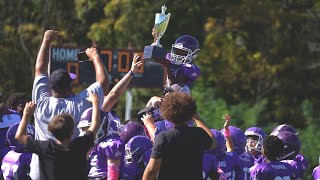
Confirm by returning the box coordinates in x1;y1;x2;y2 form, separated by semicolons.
51;46;166;88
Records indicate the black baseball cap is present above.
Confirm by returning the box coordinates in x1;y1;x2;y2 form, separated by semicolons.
49;69;72;91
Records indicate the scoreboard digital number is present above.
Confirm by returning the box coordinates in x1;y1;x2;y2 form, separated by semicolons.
51;47;166;88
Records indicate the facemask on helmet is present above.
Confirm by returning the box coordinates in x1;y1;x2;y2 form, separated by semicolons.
124;136;153;165
245;127;266;153
277;131;301;160
6;122;35;151
169;35;200;65
78;108;122;143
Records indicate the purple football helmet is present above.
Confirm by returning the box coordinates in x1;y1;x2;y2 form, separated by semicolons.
125;136;153;164
221;126;247;155
120;122;146;144
245;127;266;152
78;108;122;143
271;124;297;136
169;35;200;65
277;131;301;160
207;129;226;155
6;122;35;151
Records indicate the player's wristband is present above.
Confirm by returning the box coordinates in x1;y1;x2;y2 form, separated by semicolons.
107;163;119;180
224;129;231;138
129;70;134;77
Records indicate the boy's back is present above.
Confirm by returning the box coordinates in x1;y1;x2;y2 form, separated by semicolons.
250;161;294;180
26;131;94;180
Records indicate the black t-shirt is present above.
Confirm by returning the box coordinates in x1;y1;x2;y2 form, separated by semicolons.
27;131;94;180
151;125;213;180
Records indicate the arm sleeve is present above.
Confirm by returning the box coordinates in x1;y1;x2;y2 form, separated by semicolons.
198;128;214;150
32;74;51;103
76;82;104;107
150;132;166;159
26;137;48;155
72;131;94;152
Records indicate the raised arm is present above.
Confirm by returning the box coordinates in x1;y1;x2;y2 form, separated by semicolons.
141;113;156;142
15;102;36;145
86;47;110;93
34;30;58;77
87;93;101;135
102;54;142;112
193;113;217;150
223;114;234;152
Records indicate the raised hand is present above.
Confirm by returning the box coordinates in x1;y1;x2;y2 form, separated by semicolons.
86;93;99;105
141;113;155;127
43;30;58;42
23;102;36;117
146;96;163;109
223;114;231;130
85;47;100;61
131;54;143;73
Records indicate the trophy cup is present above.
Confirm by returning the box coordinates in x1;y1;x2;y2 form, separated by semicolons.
143;5;171;61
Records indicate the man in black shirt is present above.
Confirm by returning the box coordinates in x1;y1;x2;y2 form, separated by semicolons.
15;93;101;180
143;92;216;180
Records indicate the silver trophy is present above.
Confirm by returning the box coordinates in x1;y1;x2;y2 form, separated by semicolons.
143;5;171;61
152;5;171;47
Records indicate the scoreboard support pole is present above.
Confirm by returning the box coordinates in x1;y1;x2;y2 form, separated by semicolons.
125;89;133;121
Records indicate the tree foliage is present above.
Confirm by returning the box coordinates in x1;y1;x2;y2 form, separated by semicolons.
0;0;320;177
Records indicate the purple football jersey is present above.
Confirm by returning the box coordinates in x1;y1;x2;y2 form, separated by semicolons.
250;161;294;180
294;153;308;171
313;166;320;180
120;163;143;180
1;150;32;180
216;152;241;180
88;137;125;178
253;154;266;165
202;153;219;180
282;159;304;179
237;152;255;180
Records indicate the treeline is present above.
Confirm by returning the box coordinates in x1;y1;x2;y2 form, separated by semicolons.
0;0;320;178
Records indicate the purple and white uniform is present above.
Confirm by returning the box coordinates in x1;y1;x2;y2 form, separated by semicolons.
88;137;124;179
253;154;265;165
1;150;32;180
282;159;304;179
250;161;294;180
293;153;308;171
237;152;254;180
202;153;219;180
313;166;320;180
216;152;241;180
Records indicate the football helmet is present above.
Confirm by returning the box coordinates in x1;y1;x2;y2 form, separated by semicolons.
221;126;247;155
207;129;226;155
271;124;297;136
277;131;301;160
245;127;266;152
124;136;153;164
169;35;200;65
6;122;35;151
120;121;146;144
78;108;122;143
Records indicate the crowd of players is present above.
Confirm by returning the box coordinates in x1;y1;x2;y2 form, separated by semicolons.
0;29;319;180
